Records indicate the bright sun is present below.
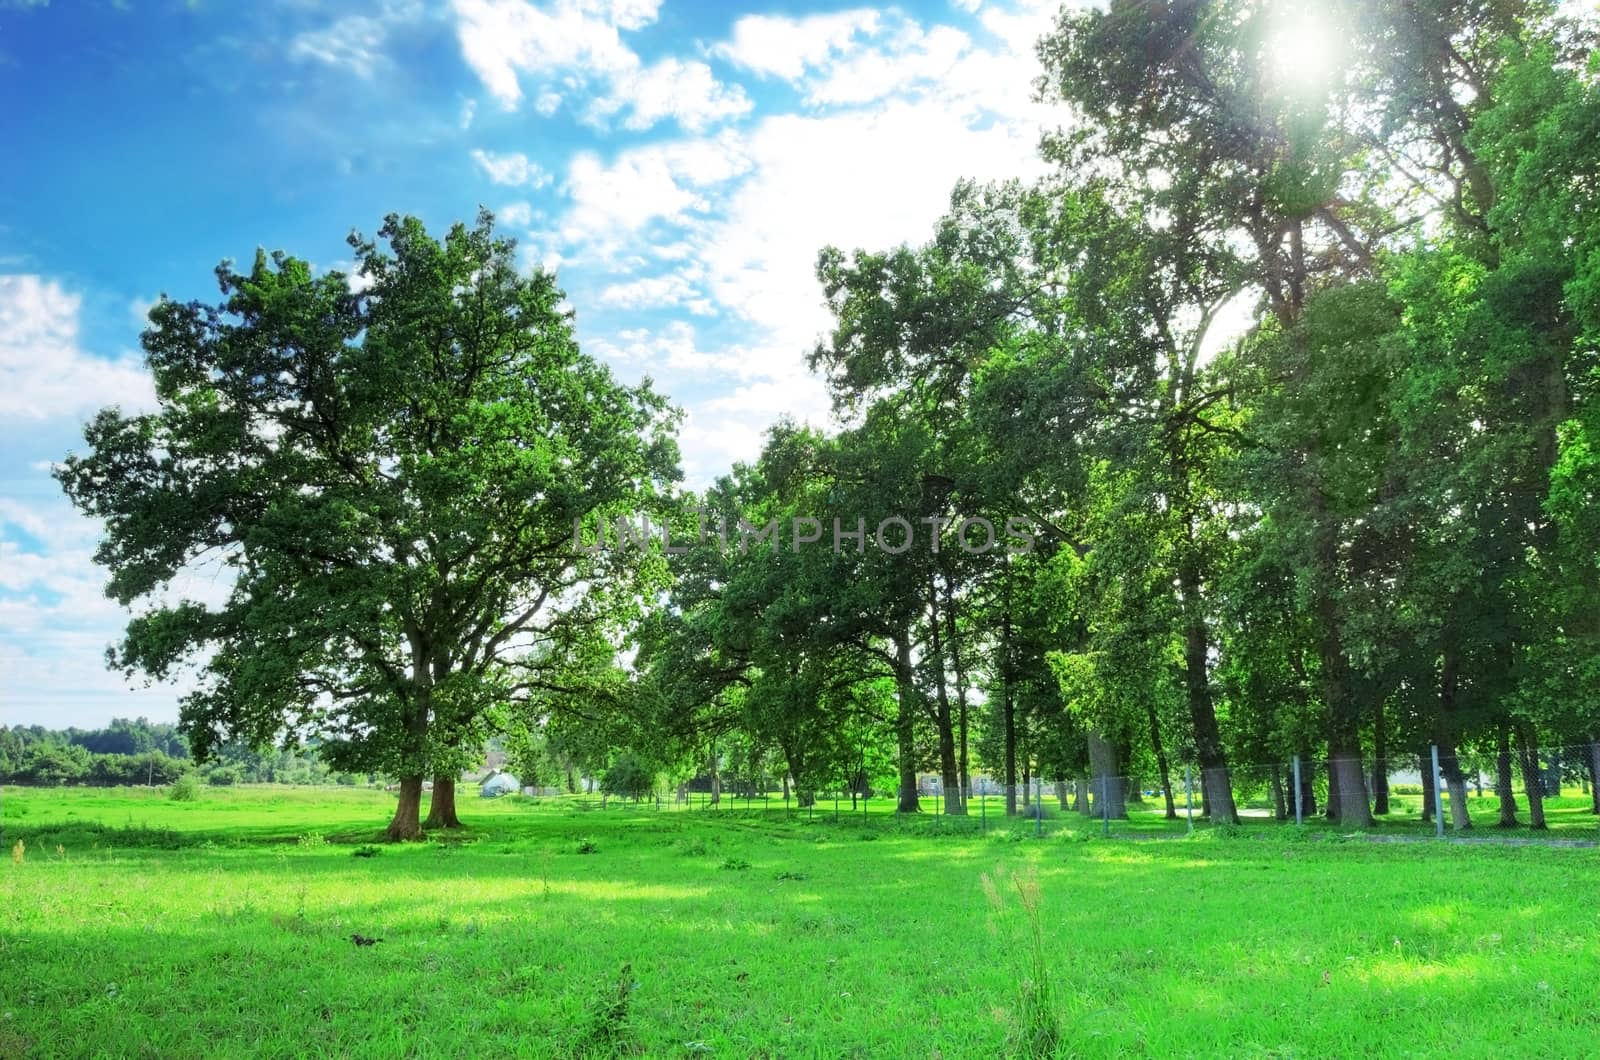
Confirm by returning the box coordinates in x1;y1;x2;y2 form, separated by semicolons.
1267;7;1340;91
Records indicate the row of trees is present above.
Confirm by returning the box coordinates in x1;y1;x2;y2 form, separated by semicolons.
0;721;360;787
61;1;1600;836
625;0;1600;830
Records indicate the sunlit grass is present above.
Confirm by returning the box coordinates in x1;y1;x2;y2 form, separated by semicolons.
2;785;1597;1057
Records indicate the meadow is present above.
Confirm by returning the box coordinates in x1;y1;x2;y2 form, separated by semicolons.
2;786;1597;1058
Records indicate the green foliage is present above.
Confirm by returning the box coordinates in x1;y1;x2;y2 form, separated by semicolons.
599;755;654;802
58;211;679;839
166;774;199;802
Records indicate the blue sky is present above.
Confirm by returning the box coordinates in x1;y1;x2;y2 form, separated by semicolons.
0;0;1063;728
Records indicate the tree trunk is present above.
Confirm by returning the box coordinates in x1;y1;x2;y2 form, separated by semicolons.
1055;779;1069;811
1517;723;1547;830
1495;722;1519;827
1087;732;1126;819
1271;763;1287;821
1438;743;1471;832
1329;740;1371;826
943;571;971;805
1145;700;1178;820
1297;754;1318;818
1589;740;1600;815
1179;560;1237;824
1371;700;1390;815
1074;778;1089;815
1002;608;1017;816
940;582;966;807
1325;758;1339;822
1312;486;1371;828
927;578;965;816
386;775;426;841
894;633;920;814
1434;646;1470;831
424;774;463;829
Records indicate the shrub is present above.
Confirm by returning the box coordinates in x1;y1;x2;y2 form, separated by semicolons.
601;755;655;801
167;774;200;802
207;767;241;786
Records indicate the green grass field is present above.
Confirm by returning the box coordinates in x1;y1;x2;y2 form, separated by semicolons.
3;786;1597;1058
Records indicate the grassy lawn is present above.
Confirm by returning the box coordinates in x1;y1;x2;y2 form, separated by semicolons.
3;785;1597;1058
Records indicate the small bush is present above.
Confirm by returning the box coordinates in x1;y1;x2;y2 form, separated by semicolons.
576;839;599;855
167;775;200;802
297;832;327;848
719;857;750;871
1392;783;1424;795
207;767;241;787
351;845;382;859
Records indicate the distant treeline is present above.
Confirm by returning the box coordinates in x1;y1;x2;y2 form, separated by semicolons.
0;718;365;787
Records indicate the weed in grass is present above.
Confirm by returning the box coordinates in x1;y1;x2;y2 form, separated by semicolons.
297;832;327;848
576;838;599;855
351;844;382;858
168;775;199;802
773;870;808;881
10;838;22;864
982;865;1063;1058
719;857;751;871
574;962;636;1057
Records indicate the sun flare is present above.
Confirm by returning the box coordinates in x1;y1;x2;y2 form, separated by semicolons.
1268;7;1340;91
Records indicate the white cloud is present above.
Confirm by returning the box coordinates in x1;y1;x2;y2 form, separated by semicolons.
716;9;882;80
695;102;1045;355
593;273;715;315
290;15;387;77
559;133;751;254
450;0;655;109
591;57;752;132
0;276;156;422
547;1;1058;491
452;0;747;132
498;201;534;227
471;148;551;187
288;1;424;79
0;497;54;541
805;24;971;107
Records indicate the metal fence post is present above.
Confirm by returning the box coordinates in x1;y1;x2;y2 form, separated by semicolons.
1292;755;1303;826
1185;764;1194;835
1430;744;1445;839
1101;774;1110;837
